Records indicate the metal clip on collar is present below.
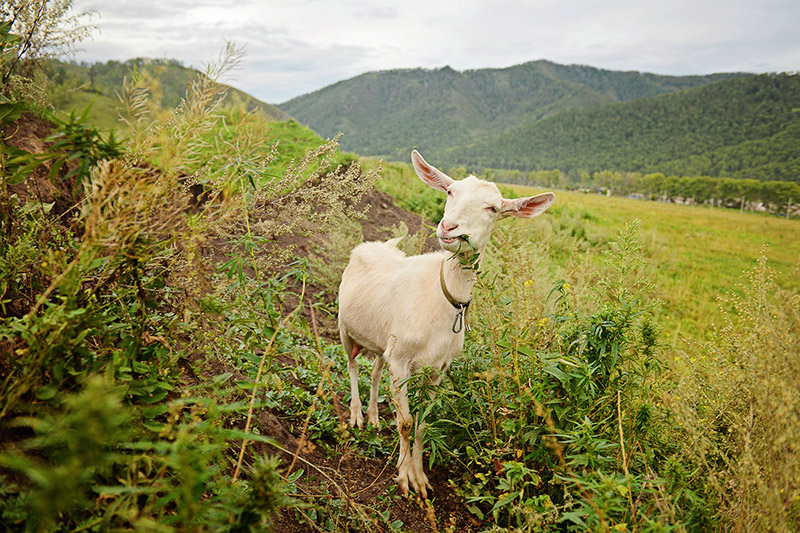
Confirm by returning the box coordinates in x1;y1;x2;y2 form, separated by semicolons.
452;304;471;334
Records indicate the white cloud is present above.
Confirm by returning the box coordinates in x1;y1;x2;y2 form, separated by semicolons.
69;0;800;103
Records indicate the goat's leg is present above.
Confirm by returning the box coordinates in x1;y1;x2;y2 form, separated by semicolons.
387;358;415;495
366;355;385;427
410;373;440;499
410;419;431;499
345;338;363;428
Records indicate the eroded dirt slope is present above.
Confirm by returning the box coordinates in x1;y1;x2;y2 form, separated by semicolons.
3;113;477;531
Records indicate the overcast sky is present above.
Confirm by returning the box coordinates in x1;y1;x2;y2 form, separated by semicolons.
69;0;800;104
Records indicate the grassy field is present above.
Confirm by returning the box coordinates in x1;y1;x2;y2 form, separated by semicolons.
363;156;800;530
505;185;800;340
368;156;800;342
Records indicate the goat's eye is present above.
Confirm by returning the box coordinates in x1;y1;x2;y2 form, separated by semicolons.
446;189;453;197
487;206;498;213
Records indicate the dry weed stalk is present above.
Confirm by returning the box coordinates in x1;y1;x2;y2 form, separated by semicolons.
214;136;379;273
674;249;800;531
119;41;243;176
82;160;189;253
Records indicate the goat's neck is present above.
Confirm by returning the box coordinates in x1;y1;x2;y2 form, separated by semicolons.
442;250;483;303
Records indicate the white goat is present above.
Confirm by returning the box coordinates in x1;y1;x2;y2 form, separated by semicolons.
338;150;554;497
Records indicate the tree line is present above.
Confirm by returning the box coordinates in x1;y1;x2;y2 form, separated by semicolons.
471;167;800;216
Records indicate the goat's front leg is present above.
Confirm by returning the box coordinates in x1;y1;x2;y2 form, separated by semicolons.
410;373;440;498
387;357;418;496
410;418;431;498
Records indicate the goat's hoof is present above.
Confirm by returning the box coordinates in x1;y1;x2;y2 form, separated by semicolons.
396;469;431;500
366;409;380;428
349;410;364;429
396;476;410;497
414;472;432;500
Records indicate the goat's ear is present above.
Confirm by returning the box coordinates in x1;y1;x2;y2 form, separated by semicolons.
501;192;555;218
411;150;454;193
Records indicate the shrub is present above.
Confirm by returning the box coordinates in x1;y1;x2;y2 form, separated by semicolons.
421;221;670;529
0;43;378;531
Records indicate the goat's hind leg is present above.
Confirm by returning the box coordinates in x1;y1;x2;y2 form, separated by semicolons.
342;333;364;428
366;355;385;427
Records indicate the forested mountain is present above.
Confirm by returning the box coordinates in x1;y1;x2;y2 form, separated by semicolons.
44;58;287;130
279;60;747;162
443;73;800;183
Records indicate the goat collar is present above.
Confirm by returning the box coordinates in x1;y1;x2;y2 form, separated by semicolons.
440;259;472;334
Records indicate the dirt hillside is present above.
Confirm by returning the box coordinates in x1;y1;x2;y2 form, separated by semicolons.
3;114;478;532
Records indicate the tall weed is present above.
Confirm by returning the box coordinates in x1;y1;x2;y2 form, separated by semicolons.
671;249;800;531
1;43;379;531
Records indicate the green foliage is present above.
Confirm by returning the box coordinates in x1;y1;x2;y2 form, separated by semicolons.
447;73;800;183
45;107;121;187
280;60;743;163
0;377;131;528
417;221;672;529
0;377;290;531
1;113;120;191
1;44;119;194
1;43;380;532
41;57;288;132
1;107;120;192
0;199;68;317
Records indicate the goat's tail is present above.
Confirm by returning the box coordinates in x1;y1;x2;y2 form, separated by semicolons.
385;237;404;249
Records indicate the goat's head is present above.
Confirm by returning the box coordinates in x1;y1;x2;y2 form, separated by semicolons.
411;150;555;254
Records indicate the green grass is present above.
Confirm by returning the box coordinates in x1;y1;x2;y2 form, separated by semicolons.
50;91;122;132
501;185;800;340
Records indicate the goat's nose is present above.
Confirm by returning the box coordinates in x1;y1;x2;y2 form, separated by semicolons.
441;221;458;233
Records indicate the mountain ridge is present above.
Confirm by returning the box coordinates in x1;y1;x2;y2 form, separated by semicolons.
441;72;800;183
278;59;753;169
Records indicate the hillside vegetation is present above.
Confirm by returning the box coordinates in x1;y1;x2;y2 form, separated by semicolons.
280;60;744;162
281;61;800;185
446;73;800;182
41;58;288;131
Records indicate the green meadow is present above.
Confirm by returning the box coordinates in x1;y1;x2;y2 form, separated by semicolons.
370;158;800;343
507;185;800;341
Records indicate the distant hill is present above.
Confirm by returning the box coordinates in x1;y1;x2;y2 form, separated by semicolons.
279;60;747;163
43;58;288;131
443;73;800;183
